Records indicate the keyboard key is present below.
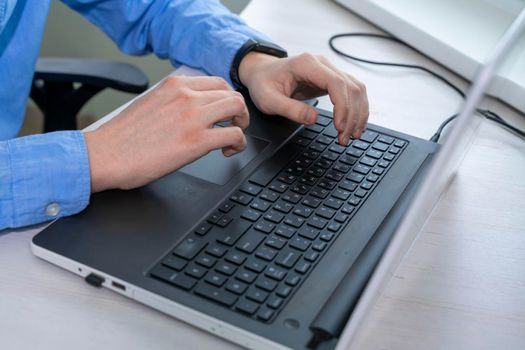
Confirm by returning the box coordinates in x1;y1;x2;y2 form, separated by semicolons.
257;307;275;321
216;215;233;228
324;197;343;210
361;181;373;190
254;220;276;234
322;151;339;162
275;249;301;268
292;136;311;147
305;123;324;133
218;201;235;213
295;260;311;274
334;213;349;223
339;155;358;165
323;126;338;138
346;148;363;158
240;183;262;196
302;196;322;208
216;219;251;246
339;180;358;192
256;246;278;261
289;237;311;251
265;235;287;250
341;204;356;215
204;272;227;287
298;226;319;240
275;225;296;239
285;273;301;286
195;223;212;236
320;231;335;241
360;157;377;167
367;174;380;183
366;149;383;159
245;257;267;273
205;244;227;258
310;142;327;153
173;237;207;260
332;189;351;201
251;198;271;212
333;163;350;173
235;269;257;284
230;191;253;205
312;241;328;252
195;254;217;268
246;287;269;303
284;214;305;228
328;144;345;154
216;261;237;276
372;142;389;152
256;276;278;292
185;263;207;279
394;139;406;147
310;187;330;199
318;179;337;190
298;129;318;140
378;135;394;144
225;280;248;295
273;200;293;213
389;146;400;155
348;196;361;206
315;115;331;126
360;130;378;143
378;160;390;168
151;265;197;290
278;173;297;184
347;172;364;183
269;181;288;193
207;211;222;224
384;153;395;161
241;209;261;222
355;189;367;198
260;189;280;202
236;229;266;254
325;170;344;181
225;251;247;265
162;255;187;271
354;164;371;175
307;216;328;229
316;135;333;145
352;140;369;150
194;283;237;306
373;167;384;175
290;183;310;195
276;284;293;298
304;250;320;262
264;210;285;223
236;298;259;315
327;222;341;232
282;191;301;204
307;167;326;178
293;205;314;218
265;266;287;281
267;296;284;309
315;206;336;219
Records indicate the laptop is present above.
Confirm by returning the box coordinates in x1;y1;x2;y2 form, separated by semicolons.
31;9;525;350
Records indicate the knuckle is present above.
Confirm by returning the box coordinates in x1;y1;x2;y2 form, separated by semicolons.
175;87;194;101
230;95;246;110
163;75;180;88
316;54;328;63
213;77;230;90
232;127;246;145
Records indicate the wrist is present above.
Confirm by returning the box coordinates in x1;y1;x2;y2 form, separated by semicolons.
238;52;279;88
85;129;117;193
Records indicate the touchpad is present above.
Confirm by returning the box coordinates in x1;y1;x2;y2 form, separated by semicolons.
180;133;270;185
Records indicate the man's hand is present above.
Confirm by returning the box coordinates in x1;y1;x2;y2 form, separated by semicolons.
239;52;369;145
85;76;249;193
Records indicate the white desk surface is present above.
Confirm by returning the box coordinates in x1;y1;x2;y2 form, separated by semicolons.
1;0;524;349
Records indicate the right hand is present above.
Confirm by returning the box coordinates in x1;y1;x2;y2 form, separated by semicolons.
84;76;249;193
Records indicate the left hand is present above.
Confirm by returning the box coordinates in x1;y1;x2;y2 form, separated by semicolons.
239;52;369;145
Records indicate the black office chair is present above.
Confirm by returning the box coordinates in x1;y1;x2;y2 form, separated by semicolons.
30;58;149;132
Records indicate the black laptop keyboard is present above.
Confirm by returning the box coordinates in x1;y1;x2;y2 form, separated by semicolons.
149;114;407;323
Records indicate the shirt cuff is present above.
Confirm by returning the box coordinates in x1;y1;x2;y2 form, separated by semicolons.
0;131;91;229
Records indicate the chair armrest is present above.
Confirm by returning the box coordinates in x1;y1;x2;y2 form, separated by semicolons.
34;58;149;93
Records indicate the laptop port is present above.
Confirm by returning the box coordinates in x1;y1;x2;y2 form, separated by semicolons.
112;281;126;291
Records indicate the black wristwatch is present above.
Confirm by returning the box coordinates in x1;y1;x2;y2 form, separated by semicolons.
230;38;288;89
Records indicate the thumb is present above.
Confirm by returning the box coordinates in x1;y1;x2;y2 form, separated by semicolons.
262;90;318;124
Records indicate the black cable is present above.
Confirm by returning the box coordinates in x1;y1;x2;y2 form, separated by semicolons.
328;32;525;142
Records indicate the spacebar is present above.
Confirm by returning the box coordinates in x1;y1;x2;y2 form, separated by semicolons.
249;142;300;187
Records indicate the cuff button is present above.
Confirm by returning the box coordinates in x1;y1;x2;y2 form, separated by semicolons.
46;203;61;217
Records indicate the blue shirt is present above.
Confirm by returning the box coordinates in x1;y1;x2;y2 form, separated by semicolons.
0;0;267;229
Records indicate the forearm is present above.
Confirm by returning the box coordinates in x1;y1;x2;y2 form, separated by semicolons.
62;0;270;85
0;131;91;229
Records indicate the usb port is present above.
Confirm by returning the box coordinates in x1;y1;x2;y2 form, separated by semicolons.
112;281;126;291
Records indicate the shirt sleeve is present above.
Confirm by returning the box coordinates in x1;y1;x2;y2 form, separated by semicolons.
0;131;91;230
60;0;271;86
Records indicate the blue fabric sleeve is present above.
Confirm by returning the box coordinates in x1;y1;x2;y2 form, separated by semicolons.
61;0;270;85
0;131;91;229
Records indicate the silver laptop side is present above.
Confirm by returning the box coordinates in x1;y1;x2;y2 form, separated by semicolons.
336;8;525;349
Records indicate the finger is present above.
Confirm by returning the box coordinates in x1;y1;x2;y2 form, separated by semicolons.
193;90;244;106
293;55;352;144
160;75;233;92
260;88;318;125
202;126;247;157
316;56;365;141
199;95;250;130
